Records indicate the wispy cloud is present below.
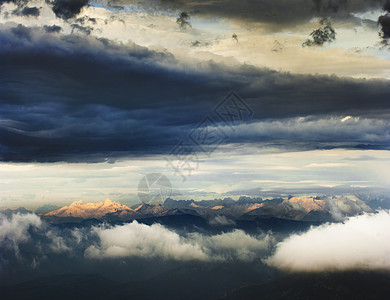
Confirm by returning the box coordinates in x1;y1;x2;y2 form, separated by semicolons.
0;212;42;258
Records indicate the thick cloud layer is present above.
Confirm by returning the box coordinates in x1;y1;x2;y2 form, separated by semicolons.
1;24;389;162
266;210;390;271
227;116;390;148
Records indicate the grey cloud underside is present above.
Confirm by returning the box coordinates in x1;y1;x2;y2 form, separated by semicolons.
43;24;62;33
107;0;386;28
0;25;389;162
0;0;88;20
12;6;40;17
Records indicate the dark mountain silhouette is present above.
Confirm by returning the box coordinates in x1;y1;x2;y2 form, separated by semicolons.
222;271;390;300
0;207;31;217
2;270;390;300
34;204;60;215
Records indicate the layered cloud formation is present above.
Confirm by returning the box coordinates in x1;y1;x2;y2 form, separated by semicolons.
1;23;389;162
266;210;390;271
1;0;389;168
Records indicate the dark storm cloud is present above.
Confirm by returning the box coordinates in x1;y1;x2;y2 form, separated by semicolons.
108;0;386;28
0;24;389;162
378;1;390;45
51;0;89;20
379;14;390;37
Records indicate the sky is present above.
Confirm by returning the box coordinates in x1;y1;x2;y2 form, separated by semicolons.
0;0;390;209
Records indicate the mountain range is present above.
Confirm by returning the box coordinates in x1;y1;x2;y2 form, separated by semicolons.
2;194;385;224
10;195;376;224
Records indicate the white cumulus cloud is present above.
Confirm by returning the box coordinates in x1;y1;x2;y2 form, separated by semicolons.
84;221;274;261
85;221;207;261
266;210;390;272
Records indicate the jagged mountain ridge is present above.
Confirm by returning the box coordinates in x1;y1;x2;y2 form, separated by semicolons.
36;195;375;222
44;199;134;219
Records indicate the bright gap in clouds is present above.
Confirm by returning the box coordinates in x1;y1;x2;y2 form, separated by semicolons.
1;148;390;209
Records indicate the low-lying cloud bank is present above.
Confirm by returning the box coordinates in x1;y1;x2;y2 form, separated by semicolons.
266;210;390;272
85;221;207;260
2;211;390;272
86;221;273;261
0;213;273;263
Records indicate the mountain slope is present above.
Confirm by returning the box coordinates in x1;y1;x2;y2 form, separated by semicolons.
44;199;133;219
